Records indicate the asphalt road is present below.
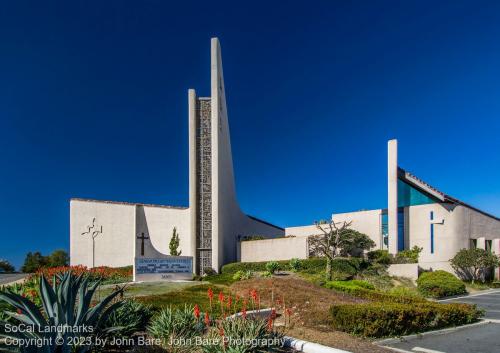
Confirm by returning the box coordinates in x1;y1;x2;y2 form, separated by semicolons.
0;273;27;286
441;290;500;321
381;290;500;353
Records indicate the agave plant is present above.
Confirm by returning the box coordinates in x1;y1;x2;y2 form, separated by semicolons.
0;271;124;353
148;305;205;353
202;317;284;353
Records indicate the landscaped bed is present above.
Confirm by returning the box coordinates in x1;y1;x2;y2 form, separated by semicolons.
0;256;486;353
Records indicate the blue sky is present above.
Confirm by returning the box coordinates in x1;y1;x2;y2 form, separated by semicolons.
1;1;499;269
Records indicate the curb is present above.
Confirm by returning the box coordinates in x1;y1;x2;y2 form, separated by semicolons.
437;289;500;302
374;319;493;346
284;336;352;353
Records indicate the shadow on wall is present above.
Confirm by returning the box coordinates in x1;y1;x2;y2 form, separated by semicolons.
136;205;151;257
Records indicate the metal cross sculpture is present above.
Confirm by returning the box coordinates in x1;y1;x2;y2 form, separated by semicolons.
137;232;150;256
81;218;103;268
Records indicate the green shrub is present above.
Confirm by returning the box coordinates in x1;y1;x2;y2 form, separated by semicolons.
330;301;482;337
491;281;500;288
203;267;217;276
451;248;500;283
330;258;357;280
289;258;302;272
325;281;425;304
221;257;327;275
325;280;375;292
232;270;253;281
102;300;154;339
393;246;423;264
417;270;466;298
367;250;392;265
388;286;423;298
265;261;280;274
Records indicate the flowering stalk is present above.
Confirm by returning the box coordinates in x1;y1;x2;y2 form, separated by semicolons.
218;291;225;316
207;287;214;311
204;312;210;327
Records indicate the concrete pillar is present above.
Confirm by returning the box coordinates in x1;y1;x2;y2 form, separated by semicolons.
493;239;500;280
188;89;197;273
388;139;398;254
476;237;486;250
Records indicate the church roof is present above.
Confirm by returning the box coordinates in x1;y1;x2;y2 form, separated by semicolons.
397;167;499;221
70;198;188;210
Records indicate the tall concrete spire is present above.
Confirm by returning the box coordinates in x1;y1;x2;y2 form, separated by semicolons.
189;38;284;274
388;139;399;254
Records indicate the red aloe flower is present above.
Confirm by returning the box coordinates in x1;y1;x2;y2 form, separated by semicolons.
267;317;273;331
218;291;224;303
242;307;247;319
250;289;257;302
194;304;200;319
270;308;277;320
204;312;210;326
227;295;232;309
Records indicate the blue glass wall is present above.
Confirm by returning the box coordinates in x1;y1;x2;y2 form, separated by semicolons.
381;212;388;247
398;180;437;207
398;209;405;251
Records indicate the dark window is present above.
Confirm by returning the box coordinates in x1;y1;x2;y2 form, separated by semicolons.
486;240;493;253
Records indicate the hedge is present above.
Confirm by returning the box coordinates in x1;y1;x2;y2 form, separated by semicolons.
417;270;466;298
221;258;328;275
325;281;426;304
330;301;482;337
325;280;375;291
221;257;367;277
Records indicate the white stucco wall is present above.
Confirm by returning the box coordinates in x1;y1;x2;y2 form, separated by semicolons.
70;199;135;268
137;205;192;257
70;199;191;268
286;210;383;248
240;237;308;262
407;203;500;271
387;263;419;281
333;209;383;249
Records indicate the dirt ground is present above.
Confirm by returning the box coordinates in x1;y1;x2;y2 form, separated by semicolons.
230;275;391;353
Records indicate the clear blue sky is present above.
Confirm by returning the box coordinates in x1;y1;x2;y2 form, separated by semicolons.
1;1;499;269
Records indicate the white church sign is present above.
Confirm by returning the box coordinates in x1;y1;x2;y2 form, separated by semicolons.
133;226;193;282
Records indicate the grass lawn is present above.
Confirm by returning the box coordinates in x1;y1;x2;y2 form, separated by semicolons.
96;280;199;300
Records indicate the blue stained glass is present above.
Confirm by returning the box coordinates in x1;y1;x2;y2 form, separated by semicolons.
381;212;388;247
398;209;405;251
398;180;437;207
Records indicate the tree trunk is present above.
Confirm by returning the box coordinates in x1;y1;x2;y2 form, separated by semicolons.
326;257;332;281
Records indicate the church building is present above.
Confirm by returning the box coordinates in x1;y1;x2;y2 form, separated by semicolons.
70;38;284;274
71;38;500;278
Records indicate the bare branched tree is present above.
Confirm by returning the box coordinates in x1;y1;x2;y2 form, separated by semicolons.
309;220;353;280
308;220;375;280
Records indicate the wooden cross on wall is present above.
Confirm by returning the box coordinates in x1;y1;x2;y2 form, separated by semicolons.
137;232;150;256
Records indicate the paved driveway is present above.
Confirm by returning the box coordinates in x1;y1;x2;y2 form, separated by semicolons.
441;289;500;320
379;290;500;353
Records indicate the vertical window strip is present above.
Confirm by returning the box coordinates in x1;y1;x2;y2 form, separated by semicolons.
430;211;434;254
